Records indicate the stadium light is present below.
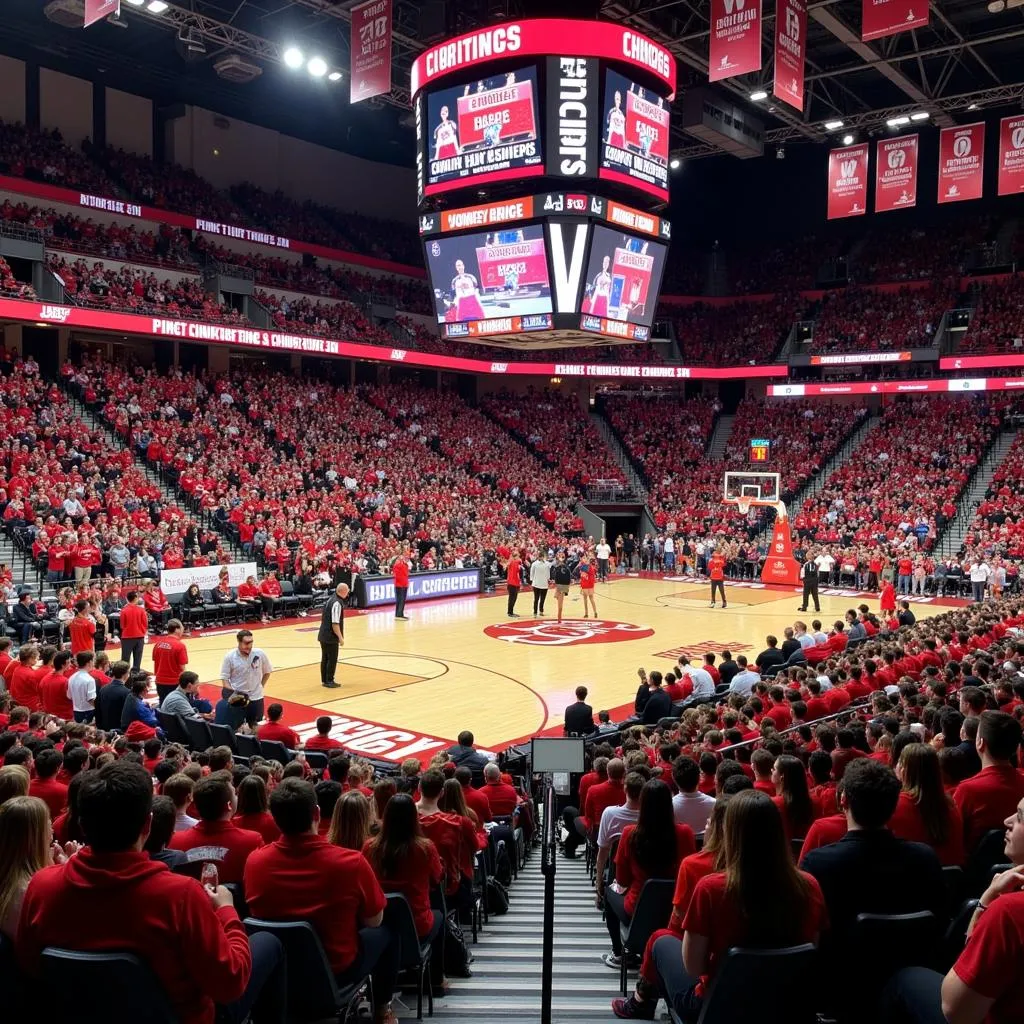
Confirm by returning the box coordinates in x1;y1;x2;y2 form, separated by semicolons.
147;0;169;12
283;47;304;69
842;133;854;145
307;56;328;77
910;111;930;121
749;90;768;101
823;120;844;131
328;71;343;82
886;115;911;127
124;0;145;5
670;158;681;169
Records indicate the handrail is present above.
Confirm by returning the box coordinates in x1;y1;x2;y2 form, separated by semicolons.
715;698;873;756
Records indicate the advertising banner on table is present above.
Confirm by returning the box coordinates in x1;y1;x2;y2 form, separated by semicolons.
861;0;928;42
938;123;985;204
998;116;1024;197
773;0;806;111
84;0;119;27
160;562;258;598
875;134;918;212
360;569;482;608
827;143;869;219
350;0;393;103
708;0;762;82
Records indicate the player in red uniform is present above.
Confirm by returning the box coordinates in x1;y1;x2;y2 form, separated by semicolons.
451;259;485;321
433;105;461;161
708;549;727;609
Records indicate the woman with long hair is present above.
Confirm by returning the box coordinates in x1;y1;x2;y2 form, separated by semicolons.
372;777;396;831
613;797;730;1018
329;790;372;851
52;770;91;846
603;779;696;970
363;794;446;990
888;743;965;866
648;790;827;1022
0;796;71;939
0;764;30;809
772;754;818;841
439;777;486;851
232;775;280;844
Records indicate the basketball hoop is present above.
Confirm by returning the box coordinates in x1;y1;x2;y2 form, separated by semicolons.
735;497;752;516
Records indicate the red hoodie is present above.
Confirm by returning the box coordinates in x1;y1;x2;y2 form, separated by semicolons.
17;849;251;1024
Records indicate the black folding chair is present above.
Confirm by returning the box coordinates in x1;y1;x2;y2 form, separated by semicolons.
619;878;674;995
185;717;215;752
260;739;294;764
234;733;261;759
384;892;434;1019
155;710;190;746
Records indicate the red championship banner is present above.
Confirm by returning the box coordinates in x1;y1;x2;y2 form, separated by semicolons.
708;0;762;83
84;0;119;27
474;238;550;291
827;143;869;220
624;92;670;165
998;116;1024;197
456;80;537;148
350;0;392;103
938;123;985;204
875;134;918;212
773;0;806;111
861;0;928;42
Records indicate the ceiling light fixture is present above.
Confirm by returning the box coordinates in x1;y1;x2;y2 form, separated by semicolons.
307;56;328;77
968;103;980;111
670;157;681;169
124;0;145;6
749;89;768;101
146;0;169;12
328;71;342;81
842;133;855;145
824;120;844;130
283;47;304;69
886;115;911;127
910;111;930;121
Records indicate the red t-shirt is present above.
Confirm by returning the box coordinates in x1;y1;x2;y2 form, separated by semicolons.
616;823;696;914
461;783;492;827
231;812;281;845
419;810;479;892
305;734;344;752
169;820;264;884
120;602;148;639
9;663;45;712
18;849;251;1024
887;790;965;866
952;889;1024;1024
507;559;522;587
152;636;189;685
38;669;74;719
584;778;626;829
363;837;442;938
798;814;848;860
953;765;1024;851
682;870;828;997
245;833;385;974
69;617;96;655
484;779;520;817
257;721;300;748
29;776;69;818
709;555;725;581
670;849;718;929
393;558;410;588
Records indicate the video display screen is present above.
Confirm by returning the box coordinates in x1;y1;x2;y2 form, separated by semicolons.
424;66;544;196
599;69;670;200
424;224;553;327
580;225;667;328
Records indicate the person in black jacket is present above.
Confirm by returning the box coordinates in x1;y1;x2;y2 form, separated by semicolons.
563;685;596;736
96;660;131;731
12;591;43;643
641;674;673;725
718;651;739;689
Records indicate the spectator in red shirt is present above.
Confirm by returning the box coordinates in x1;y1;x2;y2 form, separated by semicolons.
142;579;172;633
28;748;68;819
9;645;44;713
362;793;446;991
649;791;827;1022
416;769;478;910
38;650;75;720
169;772;264;883
750;749;776;795
305;715;344;753
17;760;286;1024
482;761;520;816
888;743;965;867
232;776;281;845
119;589;148;672
152;618;189;703
771;754;819;842
257;703;300;749
68;600;96;655
953;710;1024;851
244;778;399;1024
832;727;868;780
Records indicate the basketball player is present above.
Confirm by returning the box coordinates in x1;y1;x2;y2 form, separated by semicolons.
451;259;486;321
587;255;613;317
578;551;598;618
606;90;626;149
708;548;727;609
433;105;461;161
506;550;523;618
551;550;572;623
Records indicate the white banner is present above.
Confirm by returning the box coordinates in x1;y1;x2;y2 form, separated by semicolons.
159;562;258;597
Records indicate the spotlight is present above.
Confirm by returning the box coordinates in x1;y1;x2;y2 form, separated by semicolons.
124;0;145;5
842;133;854;145
910;111;930;121
328;71;343;82
886;115;911;127
749;89;768;101
283;47;304;69
824;120;844;131
307;56;328;77
670;157;681;169
146;0;168;11
968;103;980;111
776;145;785;160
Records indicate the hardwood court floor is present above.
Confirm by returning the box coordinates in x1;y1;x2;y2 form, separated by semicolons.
165;577;952;752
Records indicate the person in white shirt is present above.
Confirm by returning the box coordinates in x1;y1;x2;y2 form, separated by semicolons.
67;651;97;723
968;558;991;603
814;550;836;587
728;656;760;697
595;539;612;582
795;621;816;650
663;534;676;572
680;660;715;699
810;620;829;645
594;769;642;911
529;554;551;616
219;629;273;726
671;756;716;833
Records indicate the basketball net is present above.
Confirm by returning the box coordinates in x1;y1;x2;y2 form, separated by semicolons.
735;497;752;516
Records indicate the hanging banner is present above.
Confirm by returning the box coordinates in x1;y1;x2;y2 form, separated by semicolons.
861;0;928;42
708;0;763;83
998;115;1024;197
773;0;806;111
938;123;985;204
350;0;392;103
827;143;869;220
874;134;918;212
84;0;119;27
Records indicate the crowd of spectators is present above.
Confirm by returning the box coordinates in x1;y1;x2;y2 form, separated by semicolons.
961;431;1024;562
810;281;954;354
959;273;1024;354
0;257;34;299
672;294;804;366
0;121;114;194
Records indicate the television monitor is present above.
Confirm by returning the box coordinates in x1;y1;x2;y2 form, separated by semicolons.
579;224;667;328
423;65;544;197
599;69;670;201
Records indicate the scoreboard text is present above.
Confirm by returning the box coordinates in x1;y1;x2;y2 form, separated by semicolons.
749;438;771;463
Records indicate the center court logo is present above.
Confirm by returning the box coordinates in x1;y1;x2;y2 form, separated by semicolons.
484;619;654;646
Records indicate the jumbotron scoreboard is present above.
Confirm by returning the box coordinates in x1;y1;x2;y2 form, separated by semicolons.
411;19;676;347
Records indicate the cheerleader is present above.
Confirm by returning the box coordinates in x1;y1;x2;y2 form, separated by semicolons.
606;91;626;149
587;255;613;317
433;105;460;161
451;259;486;321
578;549;598;619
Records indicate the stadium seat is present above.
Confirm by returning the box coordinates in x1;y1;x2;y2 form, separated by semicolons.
278;580;300;613
185;717;215;752
618;878;674;995
155;710;190;746
943;899;980;969
303;750;329;773
967;828;1009;895
244;918;369;1023
260;739;294;764
384;893;434;1019
40;948;177;1024
234;733;261;760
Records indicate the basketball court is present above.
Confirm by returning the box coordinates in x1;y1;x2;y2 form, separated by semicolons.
155;575;956;764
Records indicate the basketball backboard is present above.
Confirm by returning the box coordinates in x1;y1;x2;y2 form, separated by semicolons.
723;471;781;509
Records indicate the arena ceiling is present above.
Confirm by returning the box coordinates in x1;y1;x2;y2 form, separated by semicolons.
4;0;1024;164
